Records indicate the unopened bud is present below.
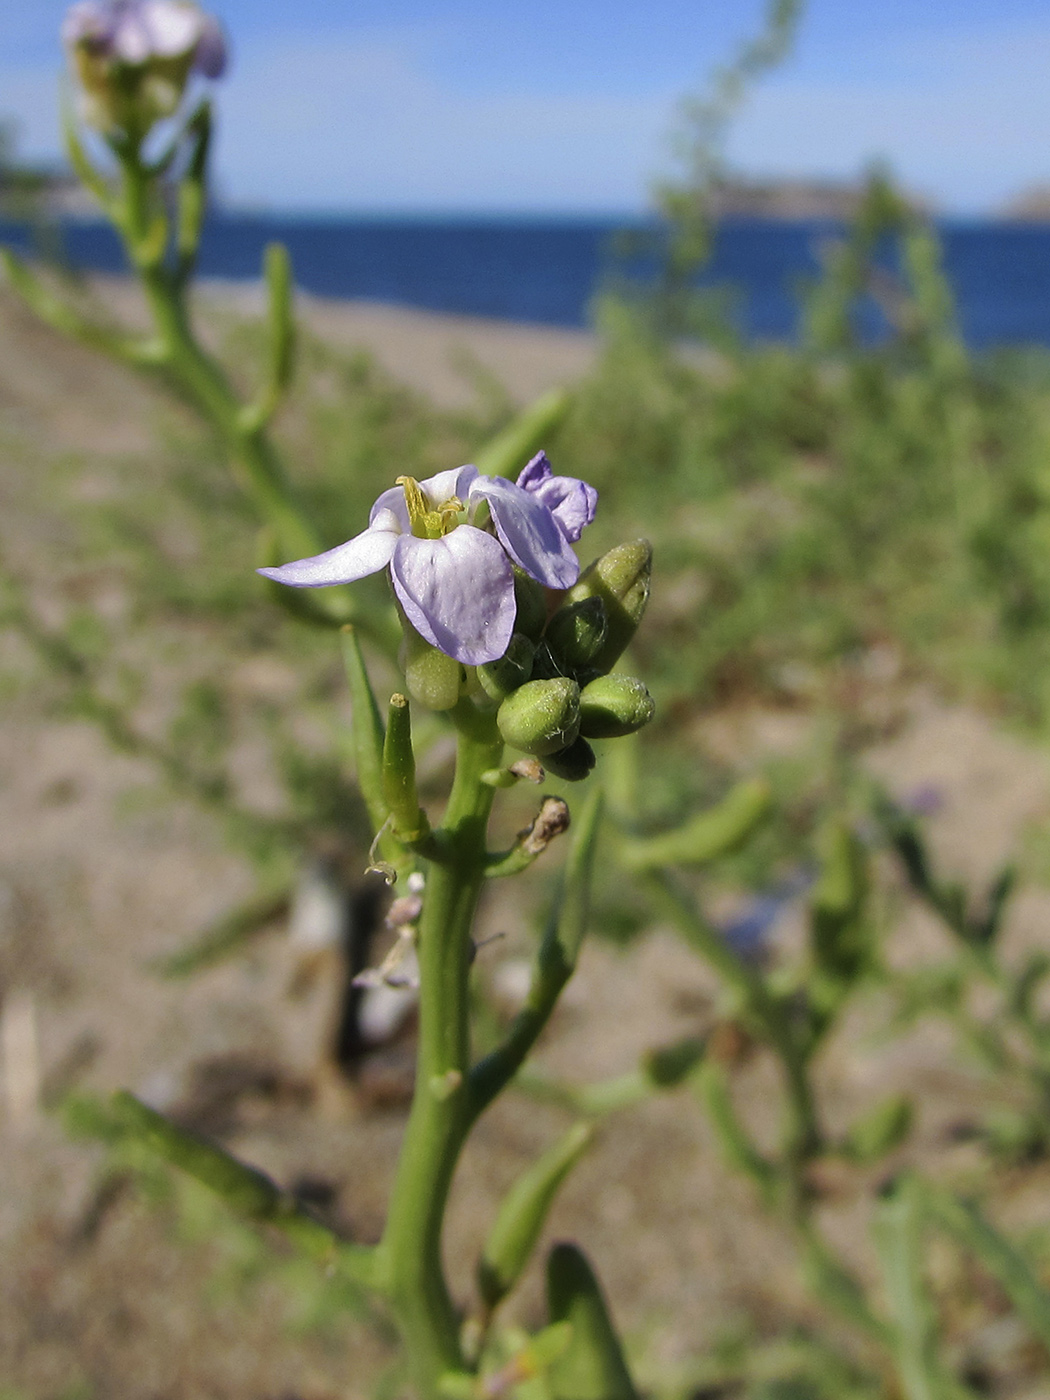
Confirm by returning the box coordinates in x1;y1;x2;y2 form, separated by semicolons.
545;596;608;673
578;675;655;739
512;567;550;641
542;735;596;783
399;624;463;711
566;539;651;672
497;678;580;756
477;632;536;703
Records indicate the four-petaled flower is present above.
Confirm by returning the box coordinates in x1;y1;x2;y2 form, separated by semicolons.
63;0;227;74
63;0;226;130
259;453;598;666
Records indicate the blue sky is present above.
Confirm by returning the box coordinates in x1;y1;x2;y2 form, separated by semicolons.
3;1;1049;214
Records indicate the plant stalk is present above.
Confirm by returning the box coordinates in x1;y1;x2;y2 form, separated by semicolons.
376;702;503;1396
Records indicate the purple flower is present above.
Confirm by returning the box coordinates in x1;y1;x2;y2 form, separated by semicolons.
63;0;226;130
259;457;598;667
517;451;598;544
63;0;227;75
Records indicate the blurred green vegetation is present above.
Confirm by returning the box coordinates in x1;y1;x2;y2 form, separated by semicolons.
8;172;1050;896
9;164;1050;1400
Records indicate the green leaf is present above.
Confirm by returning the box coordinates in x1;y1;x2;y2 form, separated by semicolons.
872;1178;974;1400
545;1243;639;1400
810;820;871;987
620;777;771;870
62;99;115;213
479;1123;594;1309
923;1185;1050;1355
842;1094;913;1163
474;387;572;479
176;100;212;271
340;625;388;837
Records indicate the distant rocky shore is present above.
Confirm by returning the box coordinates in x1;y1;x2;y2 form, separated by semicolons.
1000;185;1050;223
6;163;1050;225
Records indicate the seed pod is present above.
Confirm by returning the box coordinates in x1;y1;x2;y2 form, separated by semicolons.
497;678;580;756
542;735;596;782
545;596;608;673
566;539;652;672
578;675;655;739
477;632;536;703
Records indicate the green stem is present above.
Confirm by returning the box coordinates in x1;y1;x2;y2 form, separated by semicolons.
136;257;319;559
376;702;503;1397
112;150;400;643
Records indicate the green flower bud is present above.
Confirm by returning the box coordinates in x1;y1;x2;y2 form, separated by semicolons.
543;735;596;782
545;596;608;673
528;642;561;681
399;625;463;711
512;566;550;641
497;678;580;756
566;539;652;672
578;675;655;739
476;632;536;703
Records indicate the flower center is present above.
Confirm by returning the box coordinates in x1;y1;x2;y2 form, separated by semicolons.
397;476;464;539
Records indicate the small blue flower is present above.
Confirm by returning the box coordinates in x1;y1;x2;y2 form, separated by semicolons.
259;454;597;667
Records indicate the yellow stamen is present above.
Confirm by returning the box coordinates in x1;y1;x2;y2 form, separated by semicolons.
396;477;464;539
396;475;430;537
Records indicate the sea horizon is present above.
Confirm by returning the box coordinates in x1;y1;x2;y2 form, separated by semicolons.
3;211;1050;349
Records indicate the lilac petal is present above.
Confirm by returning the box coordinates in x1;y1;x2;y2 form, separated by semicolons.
420;464;478;506
516;451;552;493
516;452;597;543
472;476;580;590
139;1;202;58
62;3;113;46
531;476;597;544
193;12;227;75
258;517;397;588
370;485;411;532
390;528;515;665
112;10;153;61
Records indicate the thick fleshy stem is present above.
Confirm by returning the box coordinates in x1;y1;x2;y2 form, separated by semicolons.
374;700;504;1397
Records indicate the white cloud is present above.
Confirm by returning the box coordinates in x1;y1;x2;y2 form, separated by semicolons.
215;33;671;211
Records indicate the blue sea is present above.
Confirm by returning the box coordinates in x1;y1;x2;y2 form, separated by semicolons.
3;214;1050;351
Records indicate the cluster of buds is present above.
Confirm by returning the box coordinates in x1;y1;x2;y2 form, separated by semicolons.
481;540;655;780
261;454;655;776
62;0;227;136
